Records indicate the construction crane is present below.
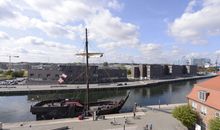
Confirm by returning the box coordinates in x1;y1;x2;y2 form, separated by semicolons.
0;55;19;70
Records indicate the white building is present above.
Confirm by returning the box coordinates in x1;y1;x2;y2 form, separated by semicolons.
190;58;211;67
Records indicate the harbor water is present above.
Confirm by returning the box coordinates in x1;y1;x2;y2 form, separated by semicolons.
0;79;207;123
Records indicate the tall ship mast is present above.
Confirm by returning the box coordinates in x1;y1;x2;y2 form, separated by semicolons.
85;28;90;113
30;29;130;120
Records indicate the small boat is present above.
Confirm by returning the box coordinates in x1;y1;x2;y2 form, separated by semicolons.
30;28;130;120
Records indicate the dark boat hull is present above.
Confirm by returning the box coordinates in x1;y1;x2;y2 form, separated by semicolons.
31;92;130;120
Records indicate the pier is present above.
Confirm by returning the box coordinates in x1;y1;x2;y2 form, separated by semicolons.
0;75;216;95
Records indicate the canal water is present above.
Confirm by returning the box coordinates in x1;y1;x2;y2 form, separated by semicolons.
0;79;208;123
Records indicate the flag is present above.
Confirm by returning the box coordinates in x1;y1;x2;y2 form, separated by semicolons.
61;73;67;78
58;78;64;84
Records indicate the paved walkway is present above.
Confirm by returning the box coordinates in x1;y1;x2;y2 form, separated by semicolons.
0;75;215;95
3;107;187;130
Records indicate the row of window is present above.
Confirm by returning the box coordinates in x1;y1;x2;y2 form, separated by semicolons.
192;101;220;117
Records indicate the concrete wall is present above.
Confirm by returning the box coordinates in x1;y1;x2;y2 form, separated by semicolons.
139;64;147;79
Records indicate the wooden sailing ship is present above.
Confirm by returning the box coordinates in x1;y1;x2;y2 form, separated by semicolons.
30;28;130;120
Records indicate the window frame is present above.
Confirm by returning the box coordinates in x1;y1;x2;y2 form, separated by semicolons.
200;106;207;115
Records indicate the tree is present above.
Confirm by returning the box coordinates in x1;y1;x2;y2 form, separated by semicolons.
11;71;24;77
103;62;108;66
4;70;13;76
209;118;220;130
172;105;197;129
127;69;131;75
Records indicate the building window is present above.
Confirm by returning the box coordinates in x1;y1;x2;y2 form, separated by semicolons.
192;101;197;110
200;106;207;115
216;112;220;118
198;91;208;101
30;74;34;77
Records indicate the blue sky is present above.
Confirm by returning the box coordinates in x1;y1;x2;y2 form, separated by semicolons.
0;0;219;64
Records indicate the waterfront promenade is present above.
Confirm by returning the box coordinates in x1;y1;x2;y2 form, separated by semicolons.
0;75;216;95
2;104;187;130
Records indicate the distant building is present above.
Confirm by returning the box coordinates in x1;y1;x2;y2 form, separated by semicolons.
97;67;127;82
59;64;98;84
168;65;183;78
187;76;220;130
131;66;140;78
190;58;211;67
139;64;147;79
28;64;127;84
146;64;164;79
11;62;30;71
131;64;198;79
186;65;197;76
0;62;8;70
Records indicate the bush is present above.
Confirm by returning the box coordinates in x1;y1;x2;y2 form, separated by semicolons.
172;105;197;128
4;70;13;76
11;71;24;77
209;118;220;130
127;69;131;75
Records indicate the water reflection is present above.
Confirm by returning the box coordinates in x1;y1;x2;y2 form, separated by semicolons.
0;79;208;123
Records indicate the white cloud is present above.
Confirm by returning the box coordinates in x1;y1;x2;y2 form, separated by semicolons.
0;31;10;40
87;10;139;50
23;0;95;24
0;0;139;49
169;0;220;44
107;0;124;10
0;33;80;63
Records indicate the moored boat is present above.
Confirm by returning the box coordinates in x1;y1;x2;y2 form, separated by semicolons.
30;28;130;120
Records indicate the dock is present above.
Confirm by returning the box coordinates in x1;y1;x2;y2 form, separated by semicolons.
2;104;188;130
0;75;216;95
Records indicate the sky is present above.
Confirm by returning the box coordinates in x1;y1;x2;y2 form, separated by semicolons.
0;0;220;64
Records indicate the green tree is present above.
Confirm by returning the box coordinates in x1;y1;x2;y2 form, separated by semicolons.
103;62;108;66
4;70;13;76
172;105;197;128
127;69;131;75
209;118;220;130
11;71;24;77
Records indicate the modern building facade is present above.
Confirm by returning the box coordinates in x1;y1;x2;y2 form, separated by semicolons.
131;66;140;78
131;64;197;79
146;64;164;79
139;64;147;79
28;64;127;84
97;67;127;83
187;76;220;130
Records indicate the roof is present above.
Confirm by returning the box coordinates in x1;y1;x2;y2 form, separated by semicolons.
187;76;220;110
196;76;220;91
